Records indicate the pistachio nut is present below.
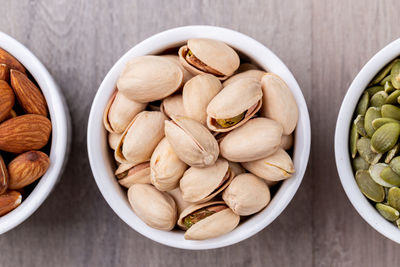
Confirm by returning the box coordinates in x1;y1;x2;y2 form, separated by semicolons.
364;107;381;137
164;115;219;167
222;173;271;216
370;122;400;153
220;118;283;162
260;73;298;135
355;91;369;116
150;137;188;191
350;122;358;159
108;132;121;150
178;38;240;80
177;201;240;240
161;54;194;84
103;90;146;133
115;111;167;164
222;70;266;87
388;187;400;211
182;74;222;125
128;184;177;230
180;158;233;203
242;148;295;182
0;154;8;195
356;137;382;164
369;59;399;86
370;91;387;107
381;104;400;120
355;170;385;202
207;78;262;132
376;203;399;222
352;156;370;171
160;94;186;119
116;161;151;188
168;187;191;214
390;60;400;89
117;56;183;103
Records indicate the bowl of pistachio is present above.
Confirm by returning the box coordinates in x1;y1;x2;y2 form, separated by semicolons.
335;38;400;243
88;25;311;249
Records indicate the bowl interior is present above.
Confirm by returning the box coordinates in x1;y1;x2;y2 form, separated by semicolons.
88;25;311;249
0;32;70;234
335;38;400;243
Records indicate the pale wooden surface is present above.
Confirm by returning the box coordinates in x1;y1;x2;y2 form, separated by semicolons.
0;0;398;266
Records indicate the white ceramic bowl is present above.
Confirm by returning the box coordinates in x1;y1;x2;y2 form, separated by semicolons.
0;32;71;234
335;38;400;243
88;25;311;249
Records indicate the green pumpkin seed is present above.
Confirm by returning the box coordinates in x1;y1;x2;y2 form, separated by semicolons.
365;107;381;137
384;81;396;94
380;167;400;187
355;170;385;202
381;75;392;86
370;59;400;86
357;137;382;164
370;91;388;107
381;104;400;120
371;123;400;153
366;86;383;96
389;156;400;175
350;123;358;158
385;89;400;104
372;117;400;130
385;144;400;163
355;115;368;137
369;163;394;187
388;187;400;211
355;92;369;116
391;61;400;89
397;218;400;229
352;156;370;171
376;203;399;221
398;96;400;105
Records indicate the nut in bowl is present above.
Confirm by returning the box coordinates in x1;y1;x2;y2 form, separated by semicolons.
88;26;310;249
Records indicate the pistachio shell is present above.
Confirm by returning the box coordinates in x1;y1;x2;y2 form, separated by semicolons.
161;54;194;83
115;111;166;164
168;188;191;215
220;118;283;162
228;161;245;176
364;107;381;137
128;184;177;230
116;162;151;188
237;63;258;72
117;56;183;103
179;39;240;79
381;104;400;120
390;60;400;89
355;170;385;202
207;78;262;132
103;91;147;133
150;138;188;191
222;173;270;216
356;137;382;164
182;74;222;124
280;134;294;150
371;122;400;153
355;92;369;116
180;158;233;203
108;132;121;150
242;148;295;182
260;73;298;135
222;70;266;87
160;94;186;119
178;201;240;240
376;203;399;222
388;187;400;211
164;116;219;167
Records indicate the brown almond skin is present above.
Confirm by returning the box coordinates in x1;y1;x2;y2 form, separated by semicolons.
0;80;15;122
0;64;10;81
8;151;50;189
0;154;8;195
0;114;52;153
0;190;22;216
0;48;26;74
10;69;48;116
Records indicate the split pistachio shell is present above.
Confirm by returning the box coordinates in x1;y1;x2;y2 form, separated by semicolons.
355;92;369;116
242;148;295;182
150;138;188;191
376;203;399;222
222;173;271;216
182;74;222;124
168;188;191;214
116;162;151;188
178;201;240;240
115;111;167;164
356;137;382;164
178;38;240;80
180;158;233;203
161;54;194;83
280;134;294;150
164;116;219;167
260;73;298;135
388;187;400;211
207;78;262;132
222;70;266;87
117;56;183;103
160;94;186;119
364;107;381;137
220;118;283;162
108;132;121;150
355;170;385;202
128;184;177;230
103;91;146;133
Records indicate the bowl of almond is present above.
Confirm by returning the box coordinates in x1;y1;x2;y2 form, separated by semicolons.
0;32;70;234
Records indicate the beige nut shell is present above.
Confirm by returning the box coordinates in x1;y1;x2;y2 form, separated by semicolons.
161;54;194;84
220;117;283;162
168;187;191;215
116;162;151;188
222;173;271;216
108;132;121;150
222;69;266;87
160;94;186;119
280;134;294;150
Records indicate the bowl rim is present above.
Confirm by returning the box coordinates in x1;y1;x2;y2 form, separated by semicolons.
0;32;71;234
87;25;311;250
335;37;400;244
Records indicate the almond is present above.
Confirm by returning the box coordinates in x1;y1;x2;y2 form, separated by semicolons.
8;151;50;189
0;190;22;216
10;69;48;116
0;114;52;153
0;80;15;122
0;64;9;81
0;48;26;73
0;154;8;195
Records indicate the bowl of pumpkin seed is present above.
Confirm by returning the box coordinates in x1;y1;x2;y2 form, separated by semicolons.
336;38;400;243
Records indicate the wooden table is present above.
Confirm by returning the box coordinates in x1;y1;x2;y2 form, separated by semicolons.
0;1;399;266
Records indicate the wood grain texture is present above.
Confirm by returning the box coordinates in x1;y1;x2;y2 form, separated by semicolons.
0;0;398;266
